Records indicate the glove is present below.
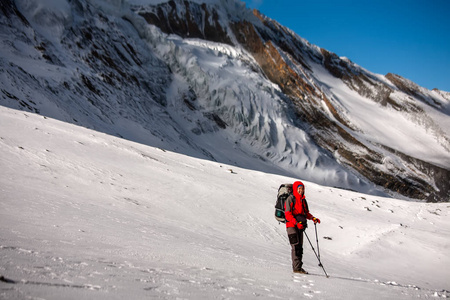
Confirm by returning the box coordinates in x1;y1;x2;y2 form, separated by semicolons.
296;222;304;230
313;217;321;224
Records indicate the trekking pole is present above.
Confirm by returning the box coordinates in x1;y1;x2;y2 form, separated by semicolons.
304;230;329;278
314;223;321;264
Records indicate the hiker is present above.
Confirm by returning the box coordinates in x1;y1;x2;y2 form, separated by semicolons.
285;181;320;274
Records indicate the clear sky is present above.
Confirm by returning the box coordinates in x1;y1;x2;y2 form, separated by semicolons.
241;0;450;92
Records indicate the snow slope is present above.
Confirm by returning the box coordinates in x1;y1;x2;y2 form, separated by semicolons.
1;106;449;299
310;63;450;169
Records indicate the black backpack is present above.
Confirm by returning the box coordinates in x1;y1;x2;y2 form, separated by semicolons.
274;184;293;223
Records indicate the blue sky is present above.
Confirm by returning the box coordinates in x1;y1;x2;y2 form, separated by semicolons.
241;0;450;92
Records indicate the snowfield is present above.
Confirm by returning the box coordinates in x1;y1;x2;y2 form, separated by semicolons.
1;106;449;299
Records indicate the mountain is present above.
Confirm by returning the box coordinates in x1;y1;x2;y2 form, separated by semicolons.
1;0;449;202
1;105;449;299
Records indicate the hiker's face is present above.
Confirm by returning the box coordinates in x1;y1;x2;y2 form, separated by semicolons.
297;185;304;195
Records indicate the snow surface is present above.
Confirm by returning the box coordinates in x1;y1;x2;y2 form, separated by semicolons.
1;106;449;299
1;1;449;295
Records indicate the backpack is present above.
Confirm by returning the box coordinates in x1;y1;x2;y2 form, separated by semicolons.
274;184;293;223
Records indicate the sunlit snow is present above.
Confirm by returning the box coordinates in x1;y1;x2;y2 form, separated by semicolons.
1;0;450;297
1;106;449;299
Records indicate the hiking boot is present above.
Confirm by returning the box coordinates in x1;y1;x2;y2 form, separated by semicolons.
293;268;308;274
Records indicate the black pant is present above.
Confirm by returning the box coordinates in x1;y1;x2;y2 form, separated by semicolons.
287;226;304;271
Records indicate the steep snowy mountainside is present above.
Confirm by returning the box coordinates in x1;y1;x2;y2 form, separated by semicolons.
0;0;368;192
2;0;172;147
1;0;449;201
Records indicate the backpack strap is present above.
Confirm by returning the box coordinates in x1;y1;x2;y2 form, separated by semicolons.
301;198;308;216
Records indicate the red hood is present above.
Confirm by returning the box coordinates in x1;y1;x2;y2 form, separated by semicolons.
293;181;305;201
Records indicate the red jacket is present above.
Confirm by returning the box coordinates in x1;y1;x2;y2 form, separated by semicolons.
285;181;314;228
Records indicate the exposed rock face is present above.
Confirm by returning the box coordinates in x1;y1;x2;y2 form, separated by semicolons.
135;0;232;45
